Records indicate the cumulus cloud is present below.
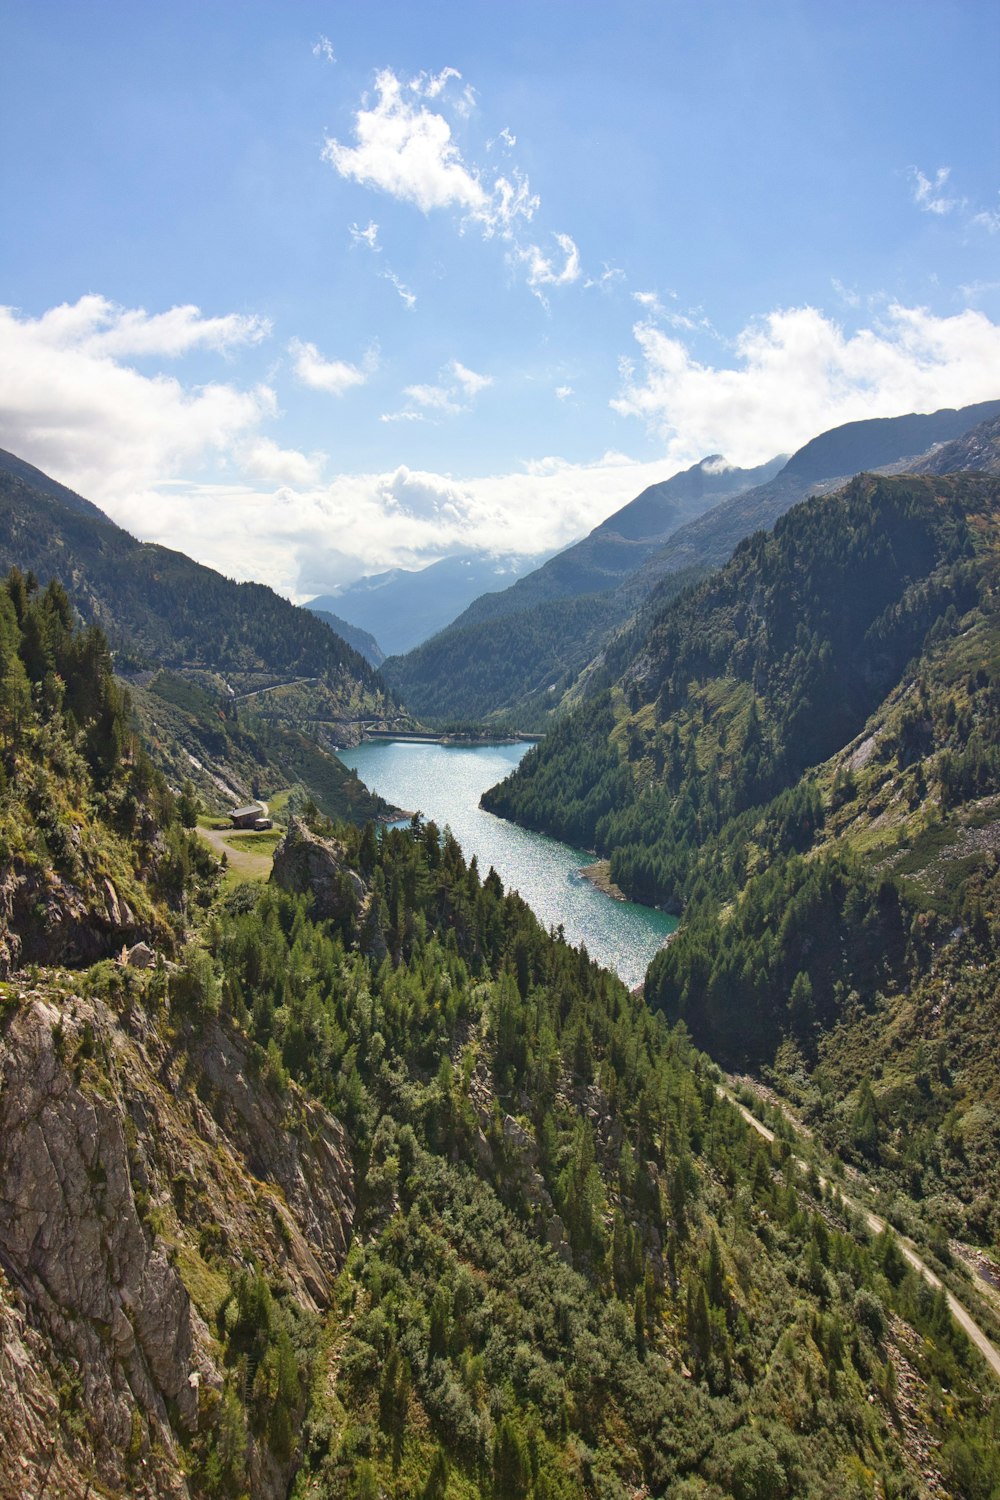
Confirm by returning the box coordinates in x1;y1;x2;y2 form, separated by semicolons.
241;438;326;487
323;66;587;290
0;298;273;505
612;301;1000;468
288;337;374;396
17;293;269;359
323;68;496;220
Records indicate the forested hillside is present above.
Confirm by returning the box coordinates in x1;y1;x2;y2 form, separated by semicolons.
1;556;998;1495
485;469;1000;1263
0;453;413;815
0;464;393;696
0;567;215;969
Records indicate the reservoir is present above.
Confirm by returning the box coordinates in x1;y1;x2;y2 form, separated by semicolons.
341;739;677;990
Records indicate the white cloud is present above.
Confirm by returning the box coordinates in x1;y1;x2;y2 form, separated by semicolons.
20;293;269;359
241;438;326;487
383;358;491;422
555;385;574;400
909;165;962;216
0;298;272;504
322;67;540;241
612;301;1000;469
288;337;373;396
451;360;491;397
312;35;335;63
971;200;1000;235
349;220;380;250
404;383;462;414
584;263;626;292
518;233;581;291
323;68;492;218
381;269;417;309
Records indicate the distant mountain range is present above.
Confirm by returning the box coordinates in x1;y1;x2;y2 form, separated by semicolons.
383;399;1000;725
307;550;551;657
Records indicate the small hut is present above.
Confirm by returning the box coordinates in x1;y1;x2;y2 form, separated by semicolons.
229;800;270;830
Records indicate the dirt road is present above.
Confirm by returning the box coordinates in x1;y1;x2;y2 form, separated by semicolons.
718;1084;1000;1383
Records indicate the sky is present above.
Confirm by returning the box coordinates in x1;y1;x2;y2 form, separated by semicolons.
1;0;998;601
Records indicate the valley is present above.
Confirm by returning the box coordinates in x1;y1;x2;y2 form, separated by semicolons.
2;408;1000;1498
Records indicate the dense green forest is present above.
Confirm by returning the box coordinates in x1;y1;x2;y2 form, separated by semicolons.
171;810;998;1498
485;474;996;903
1;540;999;1498
485;469;1000;1262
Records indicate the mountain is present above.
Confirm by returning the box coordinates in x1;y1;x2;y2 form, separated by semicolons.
909;409;1000;477
451;454;786;629
485;467;1000;1263
4;789;996;1494
0;455;410;816
309;607;385;665
382;458;782;724
385;402;1000;729
309;550;550;657
630;398;1000;594
0;445;109;519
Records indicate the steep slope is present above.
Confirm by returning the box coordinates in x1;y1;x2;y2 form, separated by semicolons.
134;671;391;825
0;457;411;813
487;466;1000;1263
381;455;782;724
2;712;998;1496
452;454;785;630
309;607;386;666
631;398;1000;595
386;403;999;727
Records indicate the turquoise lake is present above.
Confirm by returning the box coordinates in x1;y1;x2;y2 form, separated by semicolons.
341;739;676;991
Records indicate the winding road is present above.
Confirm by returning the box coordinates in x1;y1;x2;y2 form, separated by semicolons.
718;1084;1000;1383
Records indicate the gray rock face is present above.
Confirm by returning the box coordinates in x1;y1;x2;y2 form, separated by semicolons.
0;986;356;1498
271;816;366;921
271;816;389;962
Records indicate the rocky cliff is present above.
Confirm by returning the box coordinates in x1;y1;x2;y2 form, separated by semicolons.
0;973;355;1497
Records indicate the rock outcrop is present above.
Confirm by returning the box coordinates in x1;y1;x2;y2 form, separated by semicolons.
0;981;355;1497
271;816;365;921
271;816;388;962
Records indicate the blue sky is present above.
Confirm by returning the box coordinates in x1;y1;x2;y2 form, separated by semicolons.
1;0;998;598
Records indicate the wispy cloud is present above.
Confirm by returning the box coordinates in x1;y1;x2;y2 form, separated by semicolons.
451;359;491;397
349;220;380;250
613;301;1000;469
909;165;962;216
312;35;335;64
381;268;417;309
288;337;375;396
517;233;581;303
381;357;491;423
